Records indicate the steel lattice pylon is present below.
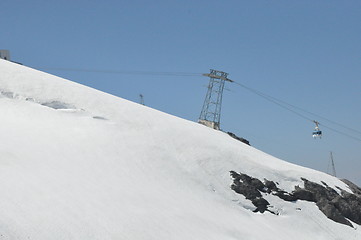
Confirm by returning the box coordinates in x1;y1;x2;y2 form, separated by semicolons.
328;151;337;177
198;69;233;130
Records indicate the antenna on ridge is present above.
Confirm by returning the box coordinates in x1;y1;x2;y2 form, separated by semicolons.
139;94;145;105
327;151;337;177
198;69;233;130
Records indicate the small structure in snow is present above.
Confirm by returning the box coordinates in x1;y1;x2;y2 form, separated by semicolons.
0;50;10;60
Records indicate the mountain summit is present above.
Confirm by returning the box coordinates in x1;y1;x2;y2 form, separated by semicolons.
0;59;360;239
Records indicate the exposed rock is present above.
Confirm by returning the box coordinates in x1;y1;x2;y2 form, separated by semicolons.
230;171;262;199
302;178;339;201
292;186;315;202
264;179;278;193
93;116;108;120
230;171;361;227
227;132;250;146
0;91;15;98
335;189;361;225
342;179;361;197
273;190;297;202
301;178;361;227
230;171;268;212
316;198;352;227
252;198;270;213
41;100;76;110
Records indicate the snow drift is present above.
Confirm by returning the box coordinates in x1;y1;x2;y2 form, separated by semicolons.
0;59;360;239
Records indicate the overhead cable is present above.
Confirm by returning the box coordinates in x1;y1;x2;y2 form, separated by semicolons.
33;66;202;77
232;80;361;142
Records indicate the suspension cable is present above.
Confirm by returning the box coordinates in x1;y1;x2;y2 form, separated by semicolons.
32;66;203;77
232;80;361;142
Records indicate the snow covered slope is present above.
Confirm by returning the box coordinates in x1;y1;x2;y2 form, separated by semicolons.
0;59;360;239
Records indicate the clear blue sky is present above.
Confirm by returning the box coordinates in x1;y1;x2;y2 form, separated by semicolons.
2;0;361;185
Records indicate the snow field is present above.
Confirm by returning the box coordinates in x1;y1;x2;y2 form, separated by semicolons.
0;59;360;239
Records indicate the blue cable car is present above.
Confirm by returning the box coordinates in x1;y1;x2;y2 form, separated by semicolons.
312;121;322;138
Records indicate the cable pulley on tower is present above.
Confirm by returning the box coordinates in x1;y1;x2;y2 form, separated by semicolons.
202;72;234;82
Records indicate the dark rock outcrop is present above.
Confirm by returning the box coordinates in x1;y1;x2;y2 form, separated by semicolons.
299;178;361;227
342;179;361;197
292;186;315;202
230;171;361;227
230;171;274;214
227;132;250;146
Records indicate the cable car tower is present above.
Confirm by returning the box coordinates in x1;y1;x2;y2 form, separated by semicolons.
198;69;233;130
327;151;337;177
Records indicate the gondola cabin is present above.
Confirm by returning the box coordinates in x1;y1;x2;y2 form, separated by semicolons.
312;120;322;138
312;130;322;138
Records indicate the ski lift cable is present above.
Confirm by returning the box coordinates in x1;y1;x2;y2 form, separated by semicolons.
243;84;361;136
320;124;361;142
232;80;361;135
32;66;203;77
232;81;314;122
279;101;361;136
232;80;361;142
274;100;361;135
